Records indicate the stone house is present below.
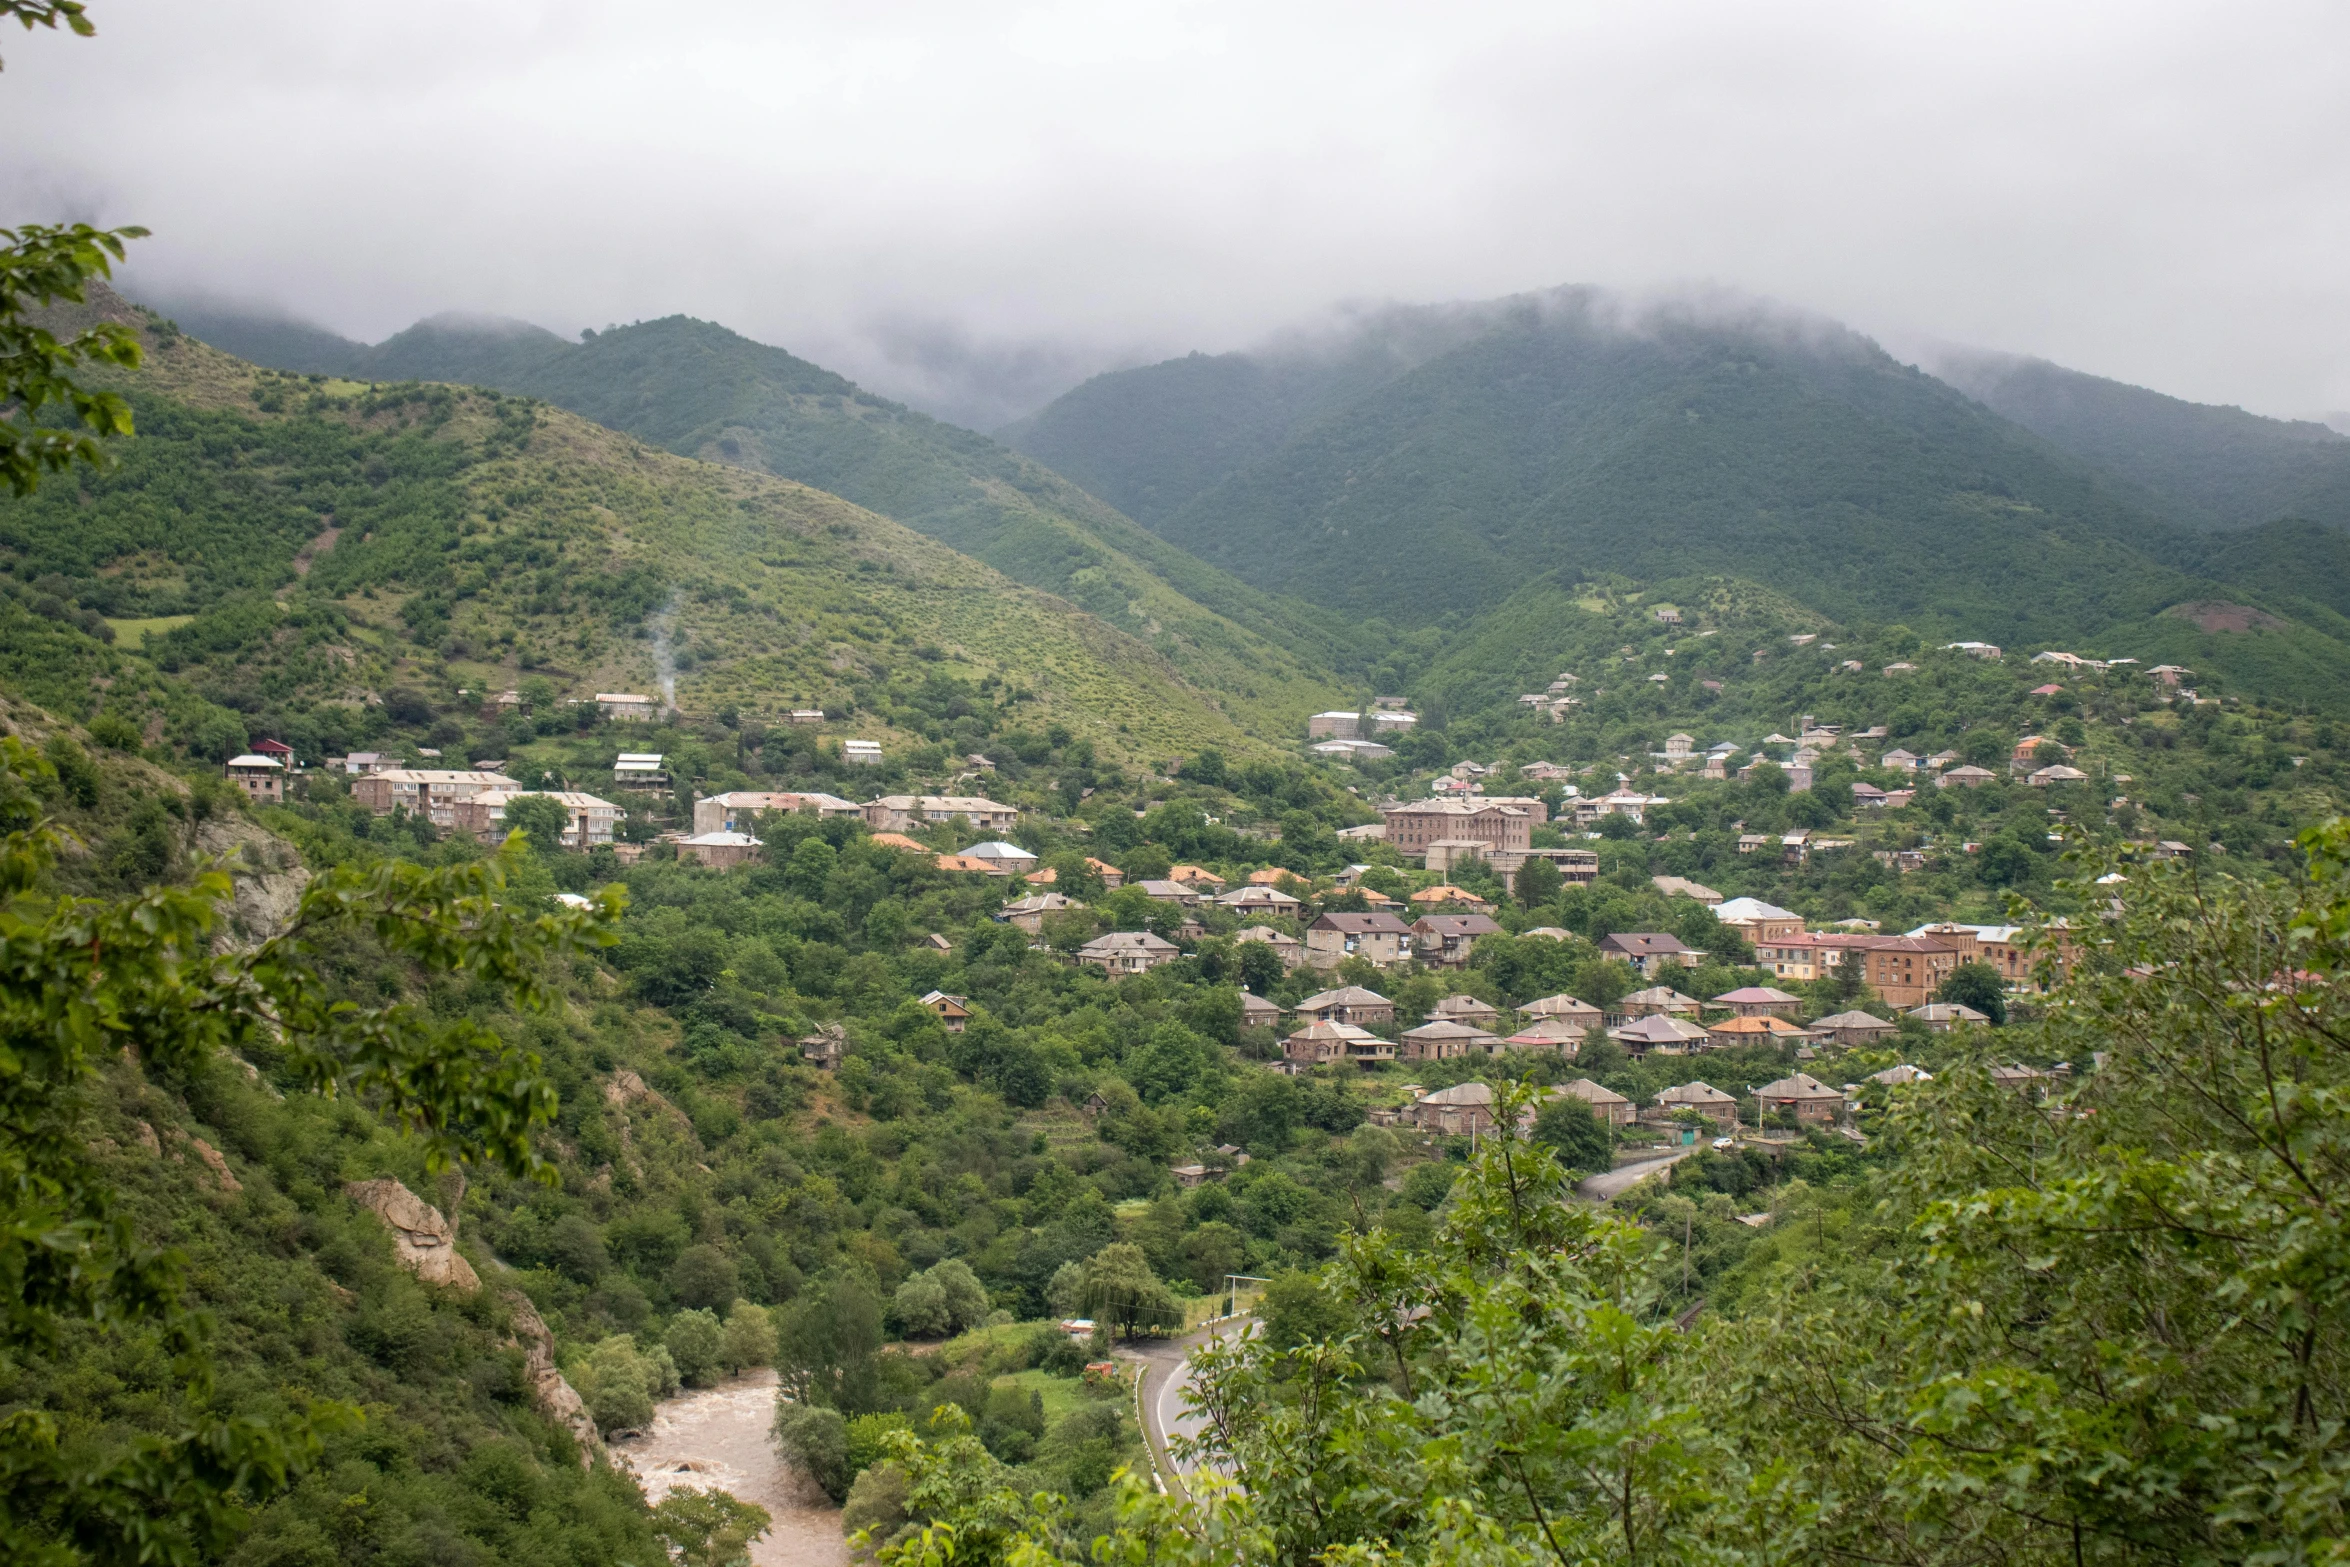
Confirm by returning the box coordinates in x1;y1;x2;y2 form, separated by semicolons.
1397;1019;1493;1061
452;789;620;848
862;794;1020;833
1075;931;1180;975
1597;933;1703;975
1555;1078;1635;1127
1405;1082;1496;1136
1754;1072;1845;1124
1412;913;1502;967
1293;986;1396;1027
225;754;285;804
352;768;520;827
677;830;763;868
1304;912;1414;969
1710;986;1804;1018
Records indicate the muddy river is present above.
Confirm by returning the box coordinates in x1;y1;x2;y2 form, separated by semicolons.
611;1369;849;1567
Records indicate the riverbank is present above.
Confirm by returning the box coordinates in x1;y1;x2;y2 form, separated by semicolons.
611;1369;849;1567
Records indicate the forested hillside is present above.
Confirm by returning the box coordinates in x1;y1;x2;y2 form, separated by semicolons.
998;298;1508;525
1928;343;2350;529
1010;288;2350;713
0;290;1292;766
161;304;1364;740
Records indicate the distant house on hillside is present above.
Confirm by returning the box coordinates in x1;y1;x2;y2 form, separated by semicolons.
1075;931;1180;975
1304;912;1413;970
1293;986;1396;1027
1596;932;1702;976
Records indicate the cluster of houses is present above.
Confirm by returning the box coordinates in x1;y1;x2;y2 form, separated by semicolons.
1233;974;1993;1075
1372;1055;1961;1142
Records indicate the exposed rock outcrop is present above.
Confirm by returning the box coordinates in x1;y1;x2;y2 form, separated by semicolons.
195;818;311;947
343;1176;482;1291
503;1288;604;1467
184;1134;241;1193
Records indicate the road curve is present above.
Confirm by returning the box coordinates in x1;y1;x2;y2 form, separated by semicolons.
1579;1147;1698;1201
1128;1317;1249;1500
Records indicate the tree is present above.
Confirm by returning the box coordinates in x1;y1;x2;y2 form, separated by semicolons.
1934;959;2007;1023
666;1308;727;1386
721;1303;776;1373
1959;728;2008;769
1;216;147;497
503;791;573;855
1080;1243;1183;1340
771;1404;851;1502
0;738;619;1561
894;1260;989;1339
650;1487;771;1567
1976;834;2036;888
775;1272;885;1411
1531;1096;1613;1175
1515;853;1562;909
672;1244;742;1310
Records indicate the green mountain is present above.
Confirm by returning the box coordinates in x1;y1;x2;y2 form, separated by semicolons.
1927;345;2350;530
1009;288;2350;714
156;305;1362;739
1;289;1301;767
997;299;1506;525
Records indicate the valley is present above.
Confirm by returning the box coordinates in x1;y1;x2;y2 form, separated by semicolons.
6;269;2350;1567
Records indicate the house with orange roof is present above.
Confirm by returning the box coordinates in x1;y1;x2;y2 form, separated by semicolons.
1409;885;1496;914
870;831;928;851
936;853;1005;874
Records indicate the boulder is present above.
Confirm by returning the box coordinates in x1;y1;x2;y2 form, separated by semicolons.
343;1176;481;1291
503;1288;604;1466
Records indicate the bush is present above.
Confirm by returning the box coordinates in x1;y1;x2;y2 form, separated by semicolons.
573;1334;679;1434
772;1402;851;1502
87;712;142;752
840;1460;911;1546
844;1410;910;1477
721;1302;776;1372
666;1308;726;1386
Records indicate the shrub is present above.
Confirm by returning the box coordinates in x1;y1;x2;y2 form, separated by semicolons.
720;1302;775;1372
666;1308;726;1386
772;1402;850;1502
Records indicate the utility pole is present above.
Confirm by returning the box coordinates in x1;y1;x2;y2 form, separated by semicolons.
1683;1210;1692;1295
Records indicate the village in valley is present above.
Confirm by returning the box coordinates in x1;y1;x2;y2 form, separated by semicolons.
213;612;2285;1165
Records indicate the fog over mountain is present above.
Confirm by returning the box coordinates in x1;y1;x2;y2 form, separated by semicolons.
7;1;2350;425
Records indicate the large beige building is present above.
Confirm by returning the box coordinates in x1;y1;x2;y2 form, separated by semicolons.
1381;799;1532;862
692;791;860;834
452;789;621;848
861;794;1019;833
350;769;520;828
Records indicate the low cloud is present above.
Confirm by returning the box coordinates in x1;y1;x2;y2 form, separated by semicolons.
6;0;2346;421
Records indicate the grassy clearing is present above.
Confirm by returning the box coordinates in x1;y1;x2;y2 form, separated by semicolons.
104;615;194;648
990;1367;1099;1425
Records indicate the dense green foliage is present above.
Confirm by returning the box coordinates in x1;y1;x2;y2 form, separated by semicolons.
0;721;620;1566
1932;344;2350;530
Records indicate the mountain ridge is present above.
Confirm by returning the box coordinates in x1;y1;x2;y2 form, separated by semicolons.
152;302;1365;740
1007;285;2350;713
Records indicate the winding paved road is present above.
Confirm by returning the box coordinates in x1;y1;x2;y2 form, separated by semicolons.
1578;1147;1698;1201
1129;1317;1250;1499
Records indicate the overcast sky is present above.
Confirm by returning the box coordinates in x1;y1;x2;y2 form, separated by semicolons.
4;0;2346;428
